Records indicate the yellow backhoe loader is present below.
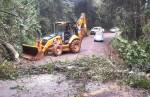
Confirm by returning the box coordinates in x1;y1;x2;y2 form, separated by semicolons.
22;22;81;60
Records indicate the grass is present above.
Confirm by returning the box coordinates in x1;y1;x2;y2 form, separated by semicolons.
122;73;150;92
134;79;150;92
0;61;18;80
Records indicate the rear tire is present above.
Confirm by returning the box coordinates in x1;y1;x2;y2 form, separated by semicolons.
70;39;81;53
53;44;63;56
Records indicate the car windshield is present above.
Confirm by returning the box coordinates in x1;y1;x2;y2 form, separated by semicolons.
92;27;102;30
112;27;119;29
93;28;98;30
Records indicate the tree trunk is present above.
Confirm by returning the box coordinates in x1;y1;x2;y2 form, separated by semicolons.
0;44;8;63
1;43;20;62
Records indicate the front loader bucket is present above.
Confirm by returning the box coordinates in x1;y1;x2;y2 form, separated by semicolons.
22;45;43;61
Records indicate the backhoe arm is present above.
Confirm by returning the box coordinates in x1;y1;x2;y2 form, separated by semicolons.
76;13;87;39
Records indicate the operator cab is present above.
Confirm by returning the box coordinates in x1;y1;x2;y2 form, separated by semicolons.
55;22;74;44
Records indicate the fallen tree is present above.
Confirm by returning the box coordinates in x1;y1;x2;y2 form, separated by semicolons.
0;42;20;63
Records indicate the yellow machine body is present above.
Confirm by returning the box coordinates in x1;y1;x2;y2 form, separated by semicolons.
76;13;88;39
22;12;88;60
22;22;81;60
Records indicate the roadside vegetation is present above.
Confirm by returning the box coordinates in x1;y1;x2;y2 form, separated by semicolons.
0;61;18;80
112;34;150;92
100;0;150;92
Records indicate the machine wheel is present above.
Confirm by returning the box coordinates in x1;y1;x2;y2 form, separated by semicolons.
70;39;81;53
44;50;48;55
53;44;63;56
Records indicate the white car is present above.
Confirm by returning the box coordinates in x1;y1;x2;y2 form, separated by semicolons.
90;27;103;35
94;28;104;42
110;27;120;33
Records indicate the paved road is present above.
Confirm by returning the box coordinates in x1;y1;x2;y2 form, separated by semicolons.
21;32;115;66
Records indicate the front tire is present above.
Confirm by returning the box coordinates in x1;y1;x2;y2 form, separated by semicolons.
70;39;81;53
53;44;63;56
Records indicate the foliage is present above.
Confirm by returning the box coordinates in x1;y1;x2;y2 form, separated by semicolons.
112;37;150;72
123;73;150;92
144;2;150;17
38;0;75;34
0;61;18;80
133;79;150;92
143;21;150;35
0;61;55;80
0;0;41;63
18;63;54;76
15;0;41;45
40;63;54;74
0;0;41;50
62;56;123;82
